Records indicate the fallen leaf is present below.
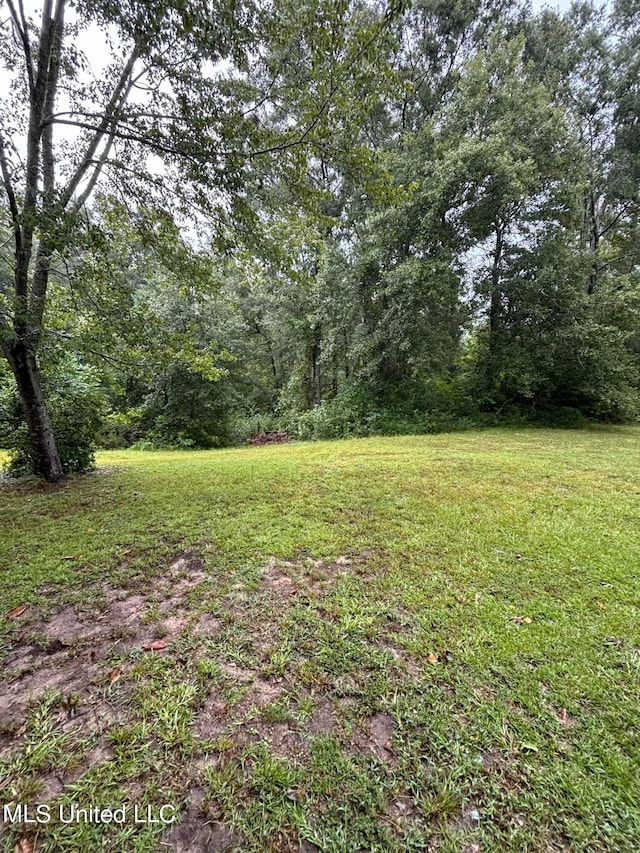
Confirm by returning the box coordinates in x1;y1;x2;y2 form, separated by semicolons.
121;546;133;556
61;555;79;560
110;667;121;684
427;653;439;664
142;640;166;651
7;605;27;619
289;587;298;597
523;617;533;624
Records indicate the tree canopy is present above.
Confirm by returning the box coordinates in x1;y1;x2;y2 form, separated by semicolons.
1;0;638;477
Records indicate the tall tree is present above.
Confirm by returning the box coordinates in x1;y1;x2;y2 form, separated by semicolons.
0;0;405;479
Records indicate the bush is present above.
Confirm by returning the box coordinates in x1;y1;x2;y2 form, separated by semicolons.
137;365;232;449
284;395;370;441
227;412;281;445
97;408;145;449
0;355;105;476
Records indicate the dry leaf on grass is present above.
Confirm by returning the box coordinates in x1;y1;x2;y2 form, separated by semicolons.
142;640;166;651
6;604;27;619
110;667;121;683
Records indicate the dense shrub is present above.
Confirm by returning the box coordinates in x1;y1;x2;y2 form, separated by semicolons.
0;355;105;476
97;408;146;449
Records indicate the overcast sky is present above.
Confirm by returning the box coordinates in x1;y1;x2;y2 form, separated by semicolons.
530;0;575;10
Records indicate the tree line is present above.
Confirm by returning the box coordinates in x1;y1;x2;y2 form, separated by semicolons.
1;0;638;478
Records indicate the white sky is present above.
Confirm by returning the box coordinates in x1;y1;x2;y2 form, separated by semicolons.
530;0;575;10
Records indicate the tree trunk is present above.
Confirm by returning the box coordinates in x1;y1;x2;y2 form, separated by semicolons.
303;324;322;408
311;326;321;407
586;190;600;295
489;219;504;347
3;341;64;481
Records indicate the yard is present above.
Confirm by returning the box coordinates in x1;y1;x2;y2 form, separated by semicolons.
1;428;639;851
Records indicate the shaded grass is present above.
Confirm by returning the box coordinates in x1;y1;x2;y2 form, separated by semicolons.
0;427;639;851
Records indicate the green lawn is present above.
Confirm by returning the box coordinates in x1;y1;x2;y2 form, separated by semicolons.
1;428;639;851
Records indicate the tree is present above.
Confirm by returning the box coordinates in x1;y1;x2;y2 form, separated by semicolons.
0;0;405;479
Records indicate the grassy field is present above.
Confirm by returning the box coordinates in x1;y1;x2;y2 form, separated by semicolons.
0;428;639;852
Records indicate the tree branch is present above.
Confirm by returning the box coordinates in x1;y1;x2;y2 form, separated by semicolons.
6;0;35;96
58;48;139;210
51;329;147;368
51;118;209;165
71;131;118;212
41;0;66;207
0;131;21;236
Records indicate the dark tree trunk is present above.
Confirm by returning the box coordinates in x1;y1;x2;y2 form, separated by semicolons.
331;351;338;398
586;190;600;296
311;326;321;407
3;341;64;481
489;219;504;346
303;324;322;408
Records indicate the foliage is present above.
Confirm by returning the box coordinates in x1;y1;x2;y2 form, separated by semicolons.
1;0;639;468
0;352;105;474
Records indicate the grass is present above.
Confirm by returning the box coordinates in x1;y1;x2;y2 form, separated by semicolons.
0;427;639;851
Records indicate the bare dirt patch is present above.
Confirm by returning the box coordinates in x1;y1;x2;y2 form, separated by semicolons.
196;697;228;740
261;721;305;758
354;712;395;763
387;795;419;832
162;792;240;853
262;550;373;597
302;555;355;594
478;750;503;771
263;559;297;595
379;642;422;677
196;669;285;741
0;550;212;768
0;546;404;850
235;678;284;715
307;700;336;735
